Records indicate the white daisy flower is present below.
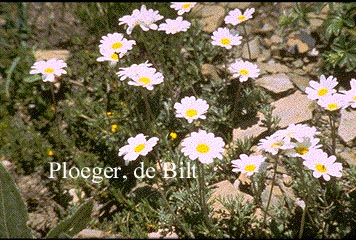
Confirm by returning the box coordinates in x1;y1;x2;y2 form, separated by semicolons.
29;58;67;82
340;78;356;109
174;96;209;123
224;8;255;25
158;16;191;34
274;123;320;143
228;59;260;82
119;5;163;35
211;27;242;49
99;32;136;56
170;2;196;15
231;154;266;176
96;47;121;66
305;75;338;100
116;61;153;81
118;133;159;165
284;137;322;159
181;129;225;164
303;150;342;181
118;8;141;35
257;135;294;155
127;66;164;90
317;93;347;111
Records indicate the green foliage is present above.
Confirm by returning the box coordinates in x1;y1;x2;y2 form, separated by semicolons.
45;200;94;238
280;2;356;76
0;162;33;238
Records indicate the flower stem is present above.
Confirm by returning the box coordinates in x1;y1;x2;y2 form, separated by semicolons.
155;158;195;238
297;161;311;239
242;24;252;60
197;162;210;226
263;157;278;225
328;113;336;155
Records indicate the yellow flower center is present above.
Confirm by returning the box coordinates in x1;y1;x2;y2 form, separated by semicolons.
111;124;118;132
112;42;123;50
182;3;191;9
138;77;151;85
169;132;177;140
237;15;246;21
244;164;256;172
296;146;309;155
220;37;231;45
239;69;249;76
317;88;328;96
134;143;146;153
44;67;54;74
106;112;112;117
327;103;338;111
270;142;283;148
315;163;327;173
47;150;54;156
353;95;356;101
196;143;210;154
111;53;119;60
186;109;198;118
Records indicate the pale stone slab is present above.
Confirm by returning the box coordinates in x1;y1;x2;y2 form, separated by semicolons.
271;90;316;128
34;49;70;61
338;109;356;143
255;73;294;93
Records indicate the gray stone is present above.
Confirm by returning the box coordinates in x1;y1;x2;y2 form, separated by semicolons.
75;229;105;238
232;112;268;142
292;59;304;68
338;109;356;143
271;90;316;128
208;180;253;218
255;73;294;94
339;149;356;167
257;61;291;75
261;185;284;209
148;229;178;239
34;49;70;61
191;4;225;33
288;73;311;92
242;37;262;60
201;63;220;81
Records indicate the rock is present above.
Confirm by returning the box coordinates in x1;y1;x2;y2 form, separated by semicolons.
1;160;11;169
339;149;356;167
255;73;294;94
201;63;220;81
261;184;283;209
75;229;106;238
208;180;254;218
34;49;70;61
224;2;251;9
298;31;316;49
292;59;304;68
288;73;311;92
232;112;268;142
271;90;316;128
148;229;178;239
0;17;5;26
338;109;356;143
191;4;225;33
242;37;262;60
287;38;309;54
257;49;271;62
257;61;291;74
271;35;282;44
282;174;293;187
68;188;85;205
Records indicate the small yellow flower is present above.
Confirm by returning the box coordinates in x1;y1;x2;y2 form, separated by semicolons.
106;111;112;117
48;150;54;156
169;132;178;140
111;124;118;132
50;105;56;112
